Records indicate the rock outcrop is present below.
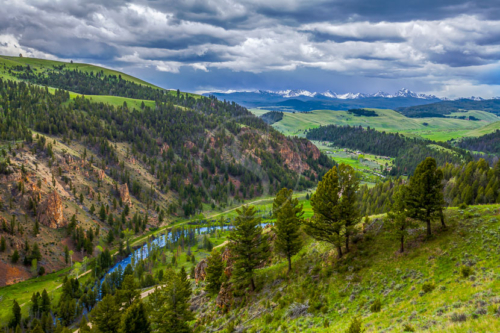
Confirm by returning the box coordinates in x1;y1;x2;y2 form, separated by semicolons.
97;169;105;180
0;171;21;183
279;143;309;173
216;282;232;310
119;183;132;206
194;259;208;282
37;191;66;228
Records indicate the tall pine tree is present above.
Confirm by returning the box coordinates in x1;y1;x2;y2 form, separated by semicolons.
405;157;445;237
228;205;269;291
272;188;304;274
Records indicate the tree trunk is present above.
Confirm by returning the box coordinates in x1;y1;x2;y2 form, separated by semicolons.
287;256;292;274
337;245;343;258
440;212;447;229
250;277;255;292
400;235;404;253
426;211;432;237
345;234;350;253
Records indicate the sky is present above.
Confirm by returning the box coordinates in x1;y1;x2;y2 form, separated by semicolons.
1;0;500;98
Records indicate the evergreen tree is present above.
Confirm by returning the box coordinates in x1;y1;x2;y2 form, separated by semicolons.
304;164;359;258
386;186;415;253
272;188;304;273
9;300;21;328
228;205;269;291
12;249;19;263
117;275;139;307
91;295;121;333
205;250;224;294
149;270;193;333
41;289;51;314
406;157;445;237
120;300;151;333
0;235;5;251
99;204;107;221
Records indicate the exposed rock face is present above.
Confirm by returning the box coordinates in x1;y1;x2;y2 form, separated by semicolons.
216;282;232;310
184;141;195;150
301;140;321;160
97;169;105;180
160;143;170;155
37;191;66;228
194;259;208;282
279;143;309;173
119;183;132;206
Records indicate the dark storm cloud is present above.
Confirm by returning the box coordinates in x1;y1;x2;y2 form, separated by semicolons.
2;0;500;97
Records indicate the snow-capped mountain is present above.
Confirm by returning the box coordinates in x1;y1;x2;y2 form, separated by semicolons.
256;88;440;100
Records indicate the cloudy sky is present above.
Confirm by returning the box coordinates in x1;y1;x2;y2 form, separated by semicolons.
2;0;500;98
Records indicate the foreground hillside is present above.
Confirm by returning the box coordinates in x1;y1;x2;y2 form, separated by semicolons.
191;204;500;333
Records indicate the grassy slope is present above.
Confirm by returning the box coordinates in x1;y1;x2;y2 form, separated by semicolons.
198;204;500;333
0;55;200;101
257;108;499;141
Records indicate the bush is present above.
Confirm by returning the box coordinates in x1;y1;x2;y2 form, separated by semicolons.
459;203;468;209
422;283;435;293
461;266;474;278
370;299;381;313
323;318;330;328
38;266;45;276
403;323;415;332
450;312;467;322
346;316;365;333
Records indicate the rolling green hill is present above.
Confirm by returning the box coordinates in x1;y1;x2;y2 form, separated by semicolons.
254;108;500;141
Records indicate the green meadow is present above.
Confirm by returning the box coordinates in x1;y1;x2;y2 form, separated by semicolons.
251;108;500;141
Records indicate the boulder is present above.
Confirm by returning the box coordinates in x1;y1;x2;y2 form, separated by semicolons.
37;191;66;228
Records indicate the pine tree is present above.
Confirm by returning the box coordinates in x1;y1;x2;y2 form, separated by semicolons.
149;270;194;333
272;188;304;273
205;250;224;294
386;186;415;253
64;245;69;265
0;235;5;252
90;295;121;333
9;300;21;328
41;289;51;314
117;275;139;307
120;300;151;333
12;249;19;263
228;205;269;291
304;164;359;258
406;157;445;237
99;204;107;221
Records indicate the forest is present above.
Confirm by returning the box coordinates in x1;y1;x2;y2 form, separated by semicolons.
457;129;500;155
0;78;332;216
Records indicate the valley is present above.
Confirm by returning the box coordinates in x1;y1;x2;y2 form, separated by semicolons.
1;55;500;333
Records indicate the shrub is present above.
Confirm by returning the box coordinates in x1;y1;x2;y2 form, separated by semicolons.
38;266;45;276
422;283;436;293
459;203;468;209
370;299;381;313
323;318;330;328
403;323;415;332
345;316;365;333
461;266;474;278
450;312;467;322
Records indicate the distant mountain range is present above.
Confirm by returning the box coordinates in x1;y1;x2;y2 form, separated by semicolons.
257;88;440;100
204;88;494;112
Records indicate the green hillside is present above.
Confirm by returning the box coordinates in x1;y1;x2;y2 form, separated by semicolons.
255;108;500;141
